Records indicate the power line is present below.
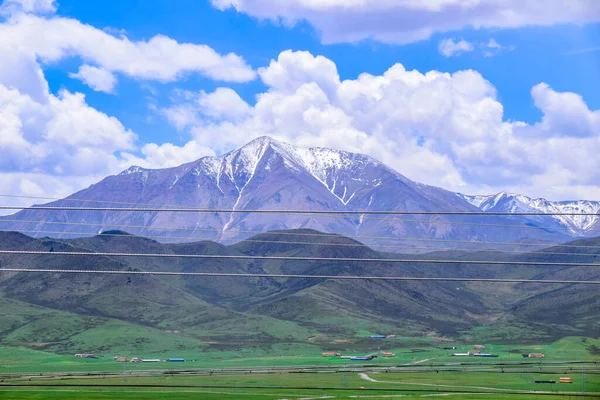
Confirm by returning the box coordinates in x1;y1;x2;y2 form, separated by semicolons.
4;204;600;236
1;268;599;285
7;229;600;258
1;204;599;216
3;193;599;218
2;382;598;397
2;249;600;267
2;193;598;233
2;218;599;250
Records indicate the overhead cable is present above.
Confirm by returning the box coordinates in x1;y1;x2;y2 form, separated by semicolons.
2;204;600;216
1;268;599;285
1;218;598;250
5;229;600;258
2;249;600;267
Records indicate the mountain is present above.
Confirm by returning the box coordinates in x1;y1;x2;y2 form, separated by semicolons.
0;137;572;250
1;230;599;355
458;192;600;236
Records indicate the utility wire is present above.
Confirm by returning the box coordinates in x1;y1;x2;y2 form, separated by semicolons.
2;218;598;250
1;212;598;235
2;249;600;267
3;193;599;215
3;193;598;233
1;268;599;284
1;204;599;216
2;382;598;396
7;229;600;258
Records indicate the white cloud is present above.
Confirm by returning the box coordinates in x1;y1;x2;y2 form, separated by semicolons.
527;82;600;138
0;13;256;94
198;87;251;120
482;39;516;57
0;83;135;175
162;87;251;131
0;173;103;216
158;50;600;200
0;0;56;14
0;49;140;208
258;50;340;96
69;65;117;94
211;0;600;45
0;5;255;209
438;37;515;58
122;141;216;170
438;38;473;57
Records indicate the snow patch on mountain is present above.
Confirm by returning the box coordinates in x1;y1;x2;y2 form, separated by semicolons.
185;136;399;206
120;166;145;175
458;192;600;235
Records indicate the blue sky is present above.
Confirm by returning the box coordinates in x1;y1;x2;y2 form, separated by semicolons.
48;0;600;143
1;0;600;204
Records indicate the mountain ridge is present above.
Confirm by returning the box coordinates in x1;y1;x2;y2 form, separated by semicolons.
0;136;577;249
458;192;600;235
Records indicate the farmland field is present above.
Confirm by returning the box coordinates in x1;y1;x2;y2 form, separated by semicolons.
1;369;599;399
1;336;599;399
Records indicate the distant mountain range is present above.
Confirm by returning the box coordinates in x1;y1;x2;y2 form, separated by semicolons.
2;136;597;249
458;192;600;236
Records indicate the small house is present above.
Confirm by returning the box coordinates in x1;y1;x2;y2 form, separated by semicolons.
167;358;185;362
141;359;161;363
529;353;545;358
474;345;485;350
559;377;573;384
382;352;395;357
370;335;386;339
75;353;95;358
387;334;396;338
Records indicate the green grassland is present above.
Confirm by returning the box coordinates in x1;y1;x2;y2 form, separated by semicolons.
2;336;599;375
2;336;599;399
1;369;598;399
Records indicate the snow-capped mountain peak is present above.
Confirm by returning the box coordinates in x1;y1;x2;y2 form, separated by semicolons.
0;136;578;248
457;192;600;235
185;136;407;206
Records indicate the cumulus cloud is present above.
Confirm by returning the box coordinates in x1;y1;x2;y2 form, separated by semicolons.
258;50;340;96
0;13;256;93
158;50;600;200
122;141;216;170
438;38;473;57
0;5;255;210
211;0;600;45
0;49;139;211
0;83;135;175
162;87;251;131
69;65;117;94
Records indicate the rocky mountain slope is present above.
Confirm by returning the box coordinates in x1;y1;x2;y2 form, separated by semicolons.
0;137;573;250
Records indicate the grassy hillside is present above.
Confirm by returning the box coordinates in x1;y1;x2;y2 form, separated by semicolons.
1;229;600;356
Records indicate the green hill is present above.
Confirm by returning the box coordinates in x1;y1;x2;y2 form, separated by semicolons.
1;229;599;356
